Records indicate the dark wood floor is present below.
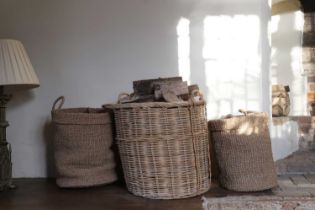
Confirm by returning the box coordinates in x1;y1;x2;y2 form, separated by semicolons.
0;179;272;210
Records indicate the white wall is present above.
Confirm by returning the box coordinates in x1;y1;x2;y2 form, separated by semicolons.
0;0;270;177
270;10;306;160
271;11;306;115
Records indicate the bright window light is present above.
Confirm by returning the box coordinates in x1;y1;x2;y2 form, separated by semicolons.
203;15;261;118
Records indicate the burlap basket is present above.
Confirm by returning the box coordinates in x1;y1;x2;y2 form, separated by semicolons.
51;96;117;188
208;110;277;192
105;92;211;199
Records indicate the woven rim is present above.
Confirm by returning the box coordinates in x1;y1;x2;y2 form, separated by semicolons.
52;108;112;125
104;100;205;109
208;112;268;131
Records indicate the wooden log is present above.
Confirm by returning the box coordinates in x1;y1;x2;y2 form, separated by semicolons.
133;77;183;96
154;82;188;99
119;93;155;104
161;89;183;102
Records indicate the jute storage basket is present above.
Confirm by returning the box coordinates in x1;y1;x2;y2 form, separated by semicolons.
105;93;211;199
208;110;277;192
51;96;117;188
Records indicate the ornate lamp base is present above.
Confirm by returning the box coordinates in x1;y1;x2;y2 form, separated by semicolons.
0;143;15;191
0;86;15;191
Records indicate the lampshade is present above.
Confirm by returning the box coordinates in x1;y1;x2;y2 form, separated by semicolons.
272;0;301;15
0;39;39;92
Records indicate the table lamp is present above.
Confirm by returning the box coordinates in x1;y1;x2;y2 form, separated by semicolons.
0;39;40;191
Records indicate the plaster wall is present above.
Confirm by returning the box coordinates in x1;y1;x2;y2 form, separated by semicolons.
0;0;273;177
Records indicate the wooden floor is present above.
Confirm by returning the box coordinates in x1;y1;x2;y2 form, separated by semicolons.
2;176;315;210
0;179;273;210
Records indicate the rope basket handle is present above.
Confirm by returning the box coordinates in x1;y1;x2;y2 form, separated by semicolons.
223;109;259;119
52;96;65;111
117;93;130;104
239;109;257;116
189;89;204;103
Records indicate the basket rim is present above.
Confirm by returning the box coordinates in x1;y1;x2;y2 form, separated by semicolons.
52;107;106;113
52;107;112;124
103;100;205;109
208;112;268;132
208;112;268;123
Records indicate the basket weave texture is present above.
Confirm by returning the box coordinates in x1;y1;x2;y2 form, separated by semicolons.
51;97;117;188
208;111;277;192
106;100;211;199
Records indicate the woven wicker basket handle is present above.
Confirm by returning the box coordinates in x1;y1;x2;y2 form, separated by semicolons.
239;109;257;116
52;96;65;111
190;89;204;102
117;93;130;104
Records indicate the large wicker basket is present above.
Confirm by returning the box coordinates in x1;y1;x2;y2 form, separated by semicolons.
51;96;117;188
208;110;277;192
105;95;211;199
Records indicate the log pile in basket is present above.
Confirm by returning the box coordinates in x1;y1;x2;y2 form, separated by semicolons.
272;84;290;117
119;77;201;103
104;77;211;199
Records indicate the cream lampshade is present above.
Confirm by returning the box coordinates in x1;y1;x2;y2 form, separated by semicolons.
272;0;301;15
0;39;40;92
0;39;39;191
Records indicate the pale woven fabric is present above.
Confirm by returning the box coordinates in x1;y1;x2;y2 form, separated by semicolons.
52;108;117;188
208;112;277;192
106;101;211;199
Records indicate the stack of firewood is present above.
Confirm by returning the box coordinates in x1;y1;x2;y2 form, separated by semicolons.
119;77;200;103
272;85;290;117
